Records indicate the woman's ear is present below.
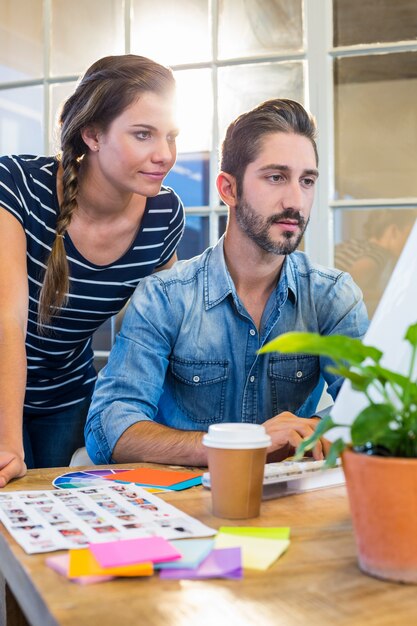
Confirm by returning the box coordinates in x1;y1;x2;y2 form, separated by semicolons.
216;171;238;208
80;126;100;152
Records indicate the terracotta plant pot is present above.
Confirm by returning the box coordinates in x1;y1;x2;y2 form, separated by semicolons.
342;448;417;584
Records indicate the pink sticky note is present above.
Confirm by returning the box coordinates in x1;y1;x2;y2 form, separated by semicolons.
46;553;114;585
89;536;181;569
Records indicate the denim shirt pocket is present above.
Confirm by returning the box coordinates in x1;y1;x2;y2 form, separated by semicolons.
170;357;229;424
268;354;319;415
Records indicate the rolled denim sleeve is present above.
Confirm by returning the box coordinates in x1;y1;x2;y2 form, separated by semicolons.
85;275;175;464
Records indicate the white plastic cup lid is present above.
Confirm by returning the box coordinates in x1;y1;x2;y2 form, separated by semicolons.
202;423;271;450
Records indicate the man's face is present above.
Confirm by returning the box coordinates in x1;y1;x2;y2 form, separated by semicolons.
235;132;318;255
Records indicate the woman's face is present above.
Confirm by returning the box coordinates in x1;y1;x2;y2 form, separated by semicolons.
93;91;178;198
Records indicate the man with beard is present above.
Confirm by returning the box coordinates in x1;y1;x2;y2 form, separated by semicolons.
85;99;368;466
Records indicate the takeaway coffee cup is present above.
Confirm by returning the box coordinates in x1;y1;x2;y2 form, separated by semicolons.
202;423;271;519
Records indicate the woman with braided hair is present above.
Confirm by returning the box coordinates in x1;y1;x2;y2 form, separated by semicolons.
0;54;185;485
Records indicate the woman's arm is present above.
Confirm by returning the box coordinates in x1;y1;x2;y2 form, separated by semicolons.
153;252;178;272
0;209;29;486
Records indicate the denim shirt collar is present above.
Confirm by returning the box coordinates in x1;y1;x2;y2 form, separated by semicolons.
205;235;297;311
285;255;298;305
205;236;235;310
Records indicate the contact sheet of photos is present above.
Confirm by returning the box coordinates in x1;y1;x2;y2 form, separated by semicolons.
0;484;215;554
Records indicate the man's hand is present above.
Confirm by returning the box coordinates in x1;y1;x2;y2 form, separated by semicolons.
263;411;323;462
0;450;26;487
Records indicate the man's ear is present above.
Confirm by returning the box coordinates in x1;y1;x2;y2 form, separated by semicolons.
80;126;101;151
216;171;238;208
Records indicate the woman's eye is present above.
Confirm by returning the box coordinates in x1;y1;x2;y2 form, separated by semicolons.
136;130;151;140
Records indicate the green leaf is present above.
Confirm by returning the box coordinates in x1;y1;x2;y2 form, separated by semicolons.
407;385;417;404
293;415;336;458
374;428;406;456
405;322;417;347
360;365;412;391
258;322;417;459
324;438;346;467
327;365;374;392
351;404;396;446
258;332;382;366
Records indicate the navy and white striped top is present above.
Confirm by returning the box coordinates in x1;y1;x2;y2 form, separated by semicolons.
0;155;185;415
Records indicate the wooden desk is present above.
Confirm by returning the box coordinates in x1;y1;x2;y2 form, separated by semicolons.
1;465;416;626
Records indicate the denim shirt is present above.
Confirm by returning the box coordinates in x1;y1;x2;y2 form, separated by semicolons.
85;237;369;464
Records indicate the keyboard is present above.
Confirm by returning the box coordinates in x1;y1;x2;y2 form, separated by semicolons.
202;458;345;499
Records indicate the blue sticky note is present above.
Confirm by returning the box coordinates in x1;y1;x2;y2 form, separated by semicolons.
155;539;214;570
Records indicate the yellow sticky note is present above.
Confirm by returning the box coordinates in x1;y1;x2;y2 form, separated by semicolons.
69;549;153;578
215;533;289;570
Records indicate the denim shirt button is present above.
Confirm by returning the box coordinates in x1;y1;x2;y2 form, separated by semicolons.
296;370;303;378
193;375;200;383
250;375;255;383
249;329;256;336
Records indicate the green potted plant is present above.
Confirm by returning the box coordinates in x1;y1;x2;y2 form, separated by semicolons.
259;322;417;584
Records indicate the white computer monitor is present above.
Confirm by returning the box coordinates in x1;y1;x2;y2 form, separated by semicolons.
327;218;417;443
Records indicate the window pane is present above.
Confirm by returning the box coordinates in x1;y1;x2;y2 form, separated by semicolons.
218;214;228;238
218;0;303;59
333;0;417;47
164;152;210;207
218;62;304;143
177;216;210;260
49;82;77;153
0;0;43;81
50;0;124;77
334;208;417;317
0;86;43;154
334;53;417;200
174;69;212;152
131;0;210;65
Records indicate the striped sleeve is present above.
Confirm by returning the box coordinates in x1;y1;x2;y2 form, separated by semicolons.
0;157;27;227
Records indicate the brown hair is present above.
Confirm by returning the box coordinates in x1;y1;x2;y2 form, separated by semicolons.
220;98;318;197
38;54;175;327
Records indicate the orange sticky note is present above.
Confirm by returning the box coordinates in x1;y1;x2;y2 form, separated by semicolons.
103;468;203;487
68;548;153;578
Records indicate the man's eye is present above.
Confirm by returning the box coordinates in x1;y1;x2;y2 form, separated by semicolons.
268;174;283;182
303;177;316;187
167;133;178;144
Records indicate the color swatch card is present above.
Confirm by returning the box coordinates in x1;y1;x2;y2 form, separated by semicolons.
0;484;215;554
53;469;135;491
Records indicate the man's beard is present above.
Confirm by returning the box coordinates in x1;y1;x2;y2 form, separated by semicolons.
235;197;309;255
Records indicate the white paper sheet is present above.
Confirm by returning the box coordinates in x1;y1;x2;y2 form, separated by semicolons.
0;483;215;554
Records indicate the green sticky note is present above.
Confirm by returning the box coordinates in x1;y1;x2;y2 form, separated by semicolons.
219;526;290;540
